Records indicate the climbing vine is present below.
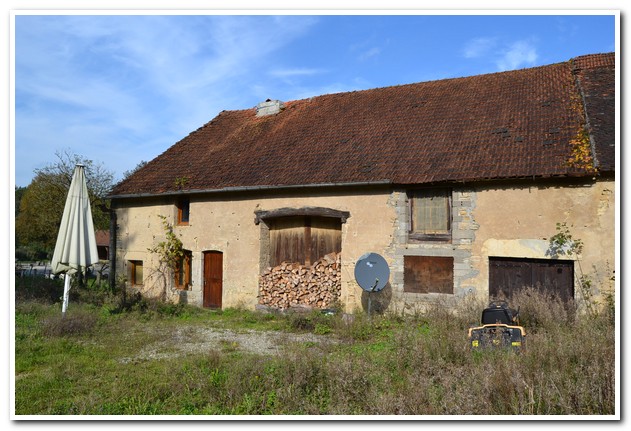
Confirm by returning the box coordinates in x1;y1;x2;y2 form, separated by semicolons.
565;61;598;174
547;222;598;317
547;222;583;258
567;126;597;173
147;215;184;273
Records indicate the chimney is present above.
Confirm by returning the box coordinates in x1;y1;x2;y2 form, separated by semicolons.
256;99;285;117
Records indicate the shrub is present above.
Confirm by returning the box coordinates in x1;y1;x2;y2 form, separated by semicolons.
314;323;332;335
15;277;64;305
510;285;576;331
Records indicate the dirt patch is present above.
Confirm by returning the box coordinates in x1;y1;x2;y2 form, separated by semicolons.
118;326;336;363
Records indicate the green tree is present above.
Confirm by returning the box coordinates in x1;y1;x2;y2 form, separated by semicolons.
14;186;27;218
122;160;148;180
15;150;114;256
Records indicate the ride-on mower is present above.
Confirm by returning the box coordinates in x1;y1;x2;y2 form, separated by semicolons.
468;301;526;351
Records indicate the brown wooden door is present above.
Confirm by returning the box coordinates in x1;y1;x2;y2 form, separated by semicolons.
203;251;223;308
489;257;574;302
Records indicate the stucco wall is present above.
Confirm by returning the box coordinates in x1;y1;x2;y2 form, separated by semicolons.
472;179;616;304
113;187;396;311
381;179;615;312
113;178;615;313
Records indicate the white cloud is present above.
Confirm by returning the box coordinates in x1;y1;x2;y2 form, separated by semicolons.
358;47;381;61
14;15;320;185
496;40;538;71
269;68;326;78
462;36;539;72
463;37;497;59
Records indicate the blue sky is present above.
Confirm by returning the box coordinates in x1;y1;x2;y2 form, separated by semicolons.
12;12;617;187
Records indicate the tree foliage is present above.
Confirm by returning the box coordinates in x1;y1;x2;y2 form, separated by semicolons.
15;186;27;218
15;149;114;254
122;160;148;180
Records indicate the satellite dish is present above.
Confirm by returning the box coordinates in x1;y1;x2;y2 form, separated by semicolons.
354;252;390;292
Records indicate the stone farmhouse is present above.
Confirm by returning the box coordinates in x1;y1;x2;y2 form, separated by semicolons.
108;52;615;313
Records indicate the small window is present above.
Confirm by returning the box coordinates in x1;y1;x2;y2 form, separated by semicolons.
177;197;190;225
404;256;454;294
130;260;144;286
175;250;192;290
409;189;451;241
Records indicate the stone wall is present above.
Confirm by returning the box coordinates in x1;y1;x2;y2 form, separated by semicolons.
113;187;395;312
383;189;480;313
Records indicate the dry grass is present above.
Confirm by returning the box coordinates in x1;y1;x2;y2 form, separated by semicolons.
14;278;616;416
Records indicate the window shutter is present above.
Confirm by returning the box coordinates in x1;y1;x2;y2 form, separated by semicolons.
411;189;451;238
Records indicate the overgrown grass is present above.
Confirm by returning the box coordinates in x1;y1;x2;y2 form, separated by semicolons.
14;278;615;416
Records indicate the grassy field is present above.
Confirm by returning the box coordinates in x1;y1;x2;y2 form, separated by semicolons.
13;277;616;416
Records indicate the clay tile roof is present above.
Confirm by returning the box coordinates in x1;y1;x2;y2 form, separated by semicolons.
110;52;615;198
572;53;616;172
95;230;110;246
572;52;616;70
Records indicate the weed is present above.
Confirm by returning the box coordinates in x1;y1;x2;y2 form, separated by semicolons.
41;312;99;337
14;283;616;416
15;277;64;304
313;323;331;335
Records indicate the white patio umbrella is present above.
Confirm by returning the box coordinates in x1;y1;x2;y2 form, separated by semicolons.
50;164;99;316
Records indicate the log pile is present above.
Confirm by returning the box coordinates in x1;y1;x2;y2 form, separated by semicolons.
258;252;341;310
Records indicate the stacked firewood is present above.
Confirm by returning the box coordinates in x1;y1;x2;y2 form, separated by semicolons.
258;252;341;310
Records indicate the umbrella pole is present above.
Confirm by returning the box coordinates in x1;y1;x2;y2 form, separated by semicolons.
61;273;71;317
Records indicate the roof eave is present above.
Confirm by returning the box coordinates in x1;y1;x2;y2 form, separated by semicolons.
107;170;610;201
107;180;393;200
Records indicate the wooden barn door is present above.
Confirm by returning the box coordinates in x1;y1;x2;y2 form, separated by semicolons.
489;257;574;302
203;251;223;308
269;216;341;267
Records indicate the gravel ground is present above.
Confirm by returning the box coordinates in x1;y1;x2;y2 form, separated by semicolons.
119;326;337;363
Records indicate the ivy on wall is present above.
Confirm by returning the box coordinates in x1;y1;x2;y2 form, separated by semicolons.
147;215;184;273
566;61;598;174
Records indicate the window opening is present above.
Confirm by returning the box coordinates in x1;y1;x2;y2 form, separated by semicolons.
130;260;144;286
175;250;192;290
177;197;190;225
409;188;451;241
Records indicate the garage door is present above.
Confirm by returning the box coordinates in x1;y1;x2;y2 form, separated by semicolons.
489;257;574;302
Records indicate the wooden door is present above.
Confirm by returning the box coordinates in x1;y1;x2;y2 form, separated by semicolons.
203;251;223;308
269;216;342;267
489;257;574;302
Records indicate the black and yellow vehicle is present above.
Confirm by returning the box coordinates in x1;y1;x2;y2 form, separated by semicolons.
468;301;526;351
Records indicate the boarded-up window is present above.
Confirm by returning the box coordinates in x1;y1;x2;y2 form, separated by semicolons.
489;257;574;302
404;256;454;294
410;189;451;241
269;216;341;267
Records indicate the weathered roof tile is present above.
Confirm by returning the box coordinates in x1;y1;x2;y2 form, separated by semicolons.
111;52;615;197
